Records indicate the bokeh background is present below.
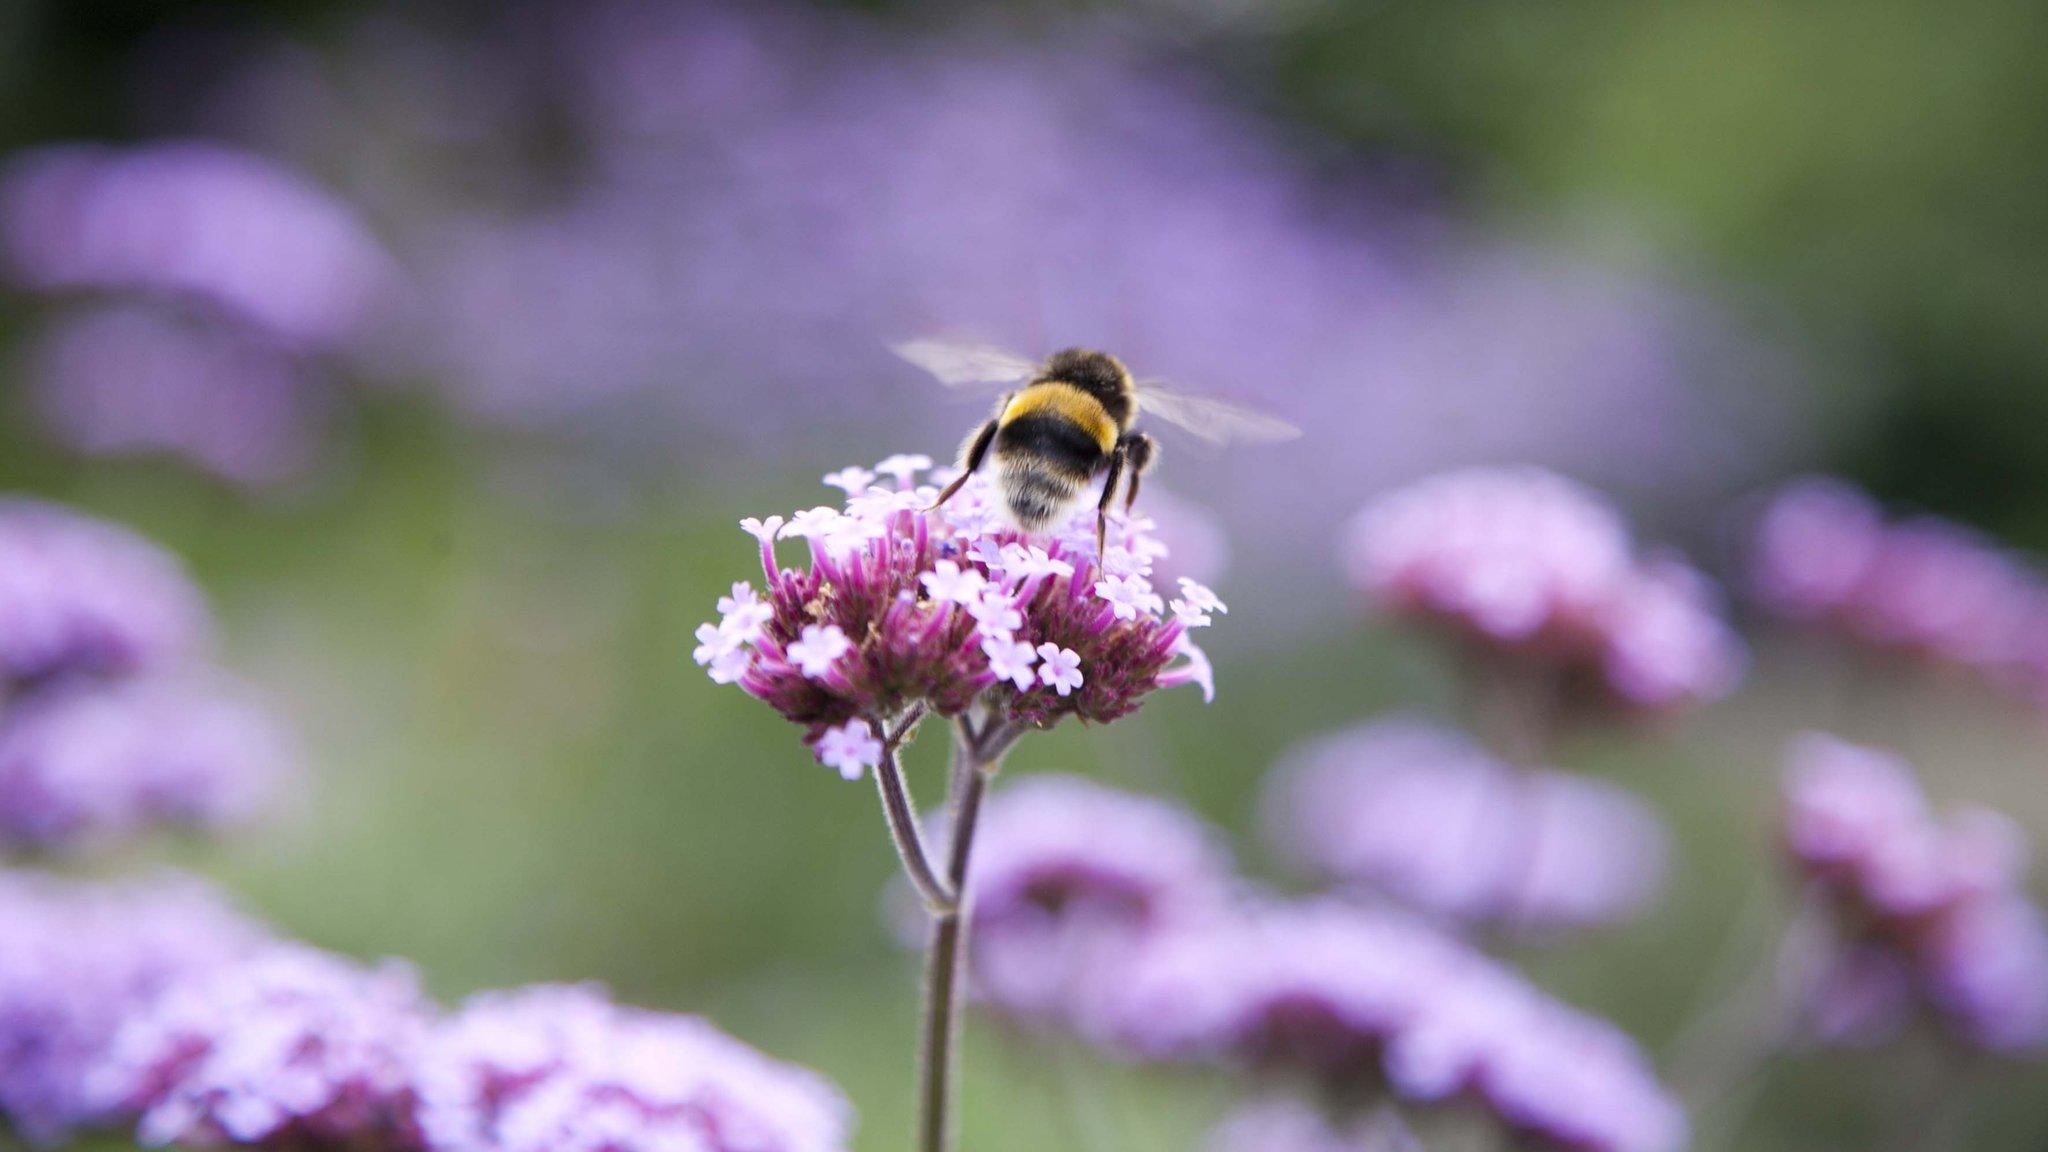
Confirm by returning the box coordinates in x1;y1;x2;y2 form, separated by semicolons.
5;1;2048;1148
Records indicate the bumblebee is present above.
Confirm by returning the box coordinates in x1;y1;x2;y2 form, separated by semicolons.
894;340;1300;552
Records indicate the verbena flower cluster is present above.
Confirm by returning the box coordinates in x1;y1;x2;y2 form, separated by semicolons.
1751;477;2048;704
1260;720;1668;933
1344;467;1744;712
898;777;1683;1152
0;142;389;483
0;500;289;854
0;873;856;1152
1106;901;1685;1152
1780;733;2048;1051
418;983;852;1152
91;943;436;1149
0;871;268;1143
935;775;1235;1029
695;456;1218;778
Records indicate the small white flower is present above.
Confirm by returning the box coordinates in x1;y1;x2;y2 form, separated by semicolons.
1036;644;1084;696
1102;546;1153;578
920;560;987;605
692;622;740;666
787;624;853;679
823;515;887;555
716;583;773;641
781;507;845;540
967;591;1024;638
1094;574;1162;621
982;636;1039;691
705;646;752;684
815;719;883;781
1177;577;1228;616
1170;599;1213;628
1004;544;1074;579
969;539;1009;573
739;515;785;544
874;454;935;487
823;466;877;495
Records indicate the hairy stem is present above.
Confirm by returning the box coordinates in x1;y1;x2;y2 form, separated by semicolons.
873;711;955;913
916;715;1016;1152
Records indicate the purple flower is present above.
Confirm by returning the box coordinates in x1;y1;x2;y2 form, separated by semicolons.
1343;468;1634;649
1261;720;1668;933
0;677;291;853
1206;1098;1416;1152
1780;733;2048;1051
1343;468;1742;713
1591;558;1745;711
1748;478;1885;622
416;983;853;1152
1748;479;2048;699
88;943;434;1150
0;500;210;687
20;303;331;487
695;460;1214;773
0;142;393;350
938;775;1233;1030
0;871;269;1144
1104;901;1684;1152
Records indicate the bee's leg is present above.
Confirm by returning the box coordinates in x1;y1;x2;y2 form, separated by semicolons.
928;417;999;511
1094;442;1128;556
1121;433;1157;513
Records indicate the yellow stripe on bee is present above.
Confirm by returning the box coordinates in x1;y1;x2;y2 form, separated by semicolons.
998;383;1118;454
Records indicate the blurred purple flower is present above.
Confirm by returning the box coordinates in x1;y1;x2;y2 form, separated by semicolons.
416;983;853;1152
1748;477;1886;623
0;141;393;350
0;499;210;687
1344;467;1743;713
1748;478;2048;707
19;304;331;487
1206;1098;1418;1152
934;775;1235;1029
1104;901;1684;1152
1260;720;1668;933
88;943;432;1150
0;676;292;854
0;871;268;1144
176;1;1805;544
1781;733;2048;1051
696;459;1215;774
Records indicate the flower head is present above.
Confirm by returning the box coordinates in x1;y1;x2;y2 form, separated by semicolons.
919;776;1234;1031
1780;733;2048;1051
1344;468;1741;713
813;719;881;782
1104;901;1684;1152
87;943;433;1150
696;461;1214;771
0;872;268;1143
0;677;292;854
1;142;392;350
1261;720;1668;933
416;983;853;1152
0;500;210;688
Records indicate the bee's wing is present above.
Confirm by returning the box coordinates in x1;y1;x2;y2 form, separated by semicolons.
1136;381;1302;445
891;339;1041;390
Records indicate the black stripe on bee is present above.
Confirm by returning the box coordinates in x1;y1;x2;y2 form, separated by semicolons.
995;412;1108;480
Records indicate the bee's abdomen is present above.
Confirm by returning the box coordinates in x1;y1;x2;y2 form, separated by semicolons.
997;461;1084;531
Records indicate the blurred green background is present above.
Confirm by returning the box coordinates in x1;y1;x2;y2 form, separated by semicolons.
7;2;2048;1150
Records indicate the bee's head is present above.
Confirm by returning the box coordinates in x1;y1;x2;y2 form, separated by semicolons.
1041;348;1132;398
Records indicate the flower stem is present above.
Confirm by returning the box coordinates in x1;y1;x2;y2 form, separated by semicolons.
874;711;956;913
917;716;1018;1152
